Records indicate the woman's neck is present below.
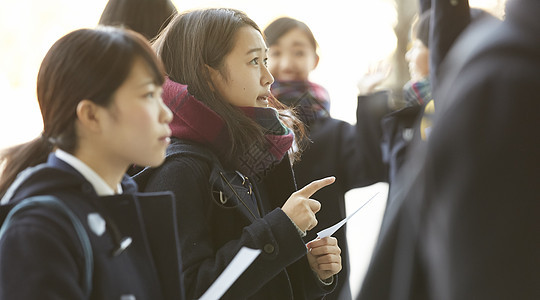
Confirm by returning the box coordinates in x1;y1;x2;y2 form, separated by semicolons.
70;147;126;194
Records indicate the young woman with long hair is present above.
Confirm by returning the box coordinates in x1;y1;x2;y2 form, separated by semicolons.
138;8;342;299
0;26;184;299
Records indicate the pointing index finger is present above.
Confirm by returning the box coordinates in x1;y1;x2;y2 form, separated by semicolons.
297;177;335;198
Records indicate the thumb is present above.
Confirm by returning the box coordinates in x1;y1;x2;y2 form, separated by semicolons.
308;199;321;213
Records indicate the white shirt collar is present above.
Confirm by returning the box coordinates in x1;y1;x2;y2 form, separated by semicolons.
55;149;123;196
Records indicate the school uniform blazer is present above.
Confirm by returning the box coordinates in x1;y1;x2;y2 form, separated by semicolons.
0;154;184;300
140;138;335;299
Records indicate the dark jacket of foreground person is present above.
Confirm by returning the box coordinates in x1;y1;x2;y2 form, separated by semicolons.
358;0;540;298
0;154;184;299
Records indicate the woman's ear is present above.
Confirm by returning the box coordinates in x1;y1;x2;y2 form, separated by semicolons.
76;99;103;133
313;54;320;71
205;64;219;81
204;64;220;91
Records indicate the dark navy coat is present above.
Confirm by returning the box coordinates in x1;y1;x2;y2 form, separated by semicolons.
136;138;336;299
0;154;184;300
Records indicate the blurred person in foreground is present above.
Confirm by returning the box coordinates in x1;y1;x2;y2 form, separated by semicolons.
358;0;539;298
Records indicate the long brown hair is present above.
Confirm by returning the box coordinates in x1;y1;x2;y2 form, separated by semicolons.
0;26;165;197
153;8;306;162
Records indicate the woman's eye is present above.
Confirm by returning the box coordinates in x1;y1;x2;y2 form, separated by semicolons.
144;91;155;99
250;58;259;65
142;84;161;100
263;58;268;67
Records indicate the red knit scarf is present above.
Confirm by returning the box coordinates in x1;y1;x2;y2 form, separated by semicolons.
162;78;294;181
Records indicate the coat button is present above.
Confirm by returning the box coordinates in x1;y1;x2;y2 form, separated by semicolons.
263;243;275;254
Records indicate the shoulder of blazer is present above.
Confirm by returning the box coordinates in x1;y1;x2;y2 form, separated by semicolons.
165;138;217;163
166;139;262;218
0;164;94;299
133;138;225;190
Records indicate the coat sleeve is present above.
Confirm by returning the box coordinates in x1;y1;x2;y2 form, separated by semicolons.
338;90;390;191
143;156;314;299
0;209;85;299
286;255;337;299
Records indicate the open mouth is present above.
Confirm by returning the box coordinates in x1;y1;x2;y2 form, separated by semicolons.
256;96;269;107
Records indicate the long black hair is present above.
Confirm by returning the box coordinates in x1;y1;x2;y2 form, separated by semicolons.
99;0;177;41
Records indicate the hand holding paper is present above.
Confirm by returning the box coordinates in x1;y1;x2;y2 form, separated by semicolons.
316;192;379;239
306;237;342;281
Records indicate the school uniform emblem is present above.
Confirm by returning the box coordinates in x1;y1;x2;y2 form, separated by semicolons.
87;213;106;236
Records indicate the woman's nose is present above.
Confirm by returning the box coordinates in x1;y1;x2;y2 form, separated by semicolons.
279;55;295;72
405;48;413;62
262;64;274;86
159;99;173;124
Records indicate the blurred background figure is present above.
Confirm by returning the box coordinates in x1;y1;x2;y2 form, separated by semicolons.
403;11;431;107
357;4;495;198
376;10;434;190
99;0;177;41
264;16;388;300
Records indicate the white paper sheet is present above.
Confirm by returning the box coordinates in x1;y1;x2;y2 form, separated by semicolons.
316;192;379;239
198;247;262;300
